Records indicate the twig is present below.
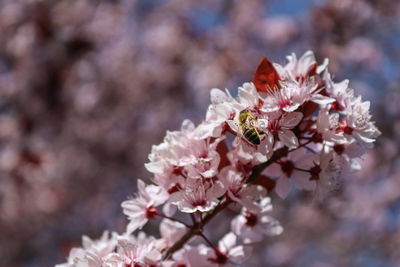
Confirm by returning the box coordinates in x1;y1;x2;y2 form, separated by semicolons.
162;146;289;260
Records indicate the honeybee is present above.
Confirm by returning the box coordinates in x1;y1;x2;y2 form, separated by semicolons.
238;109;264;145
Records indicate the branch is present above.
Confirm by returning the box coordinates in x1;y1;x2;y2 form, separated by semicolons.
246;146;288;184
162;146;289;259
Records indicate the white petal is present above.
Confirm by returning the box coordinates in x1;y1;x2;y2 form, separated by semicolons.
311;94;335;105
210;88;229;104
298;51;316;75
219;232;237;252
317;58;329;74
278;130;299;149
126;217;147;234
144;161;165;174
345;142;365;158
229;245;252;263
163;202;177;217
275;176;291;199
292;171;315;191
226;120;239;132
265;163;282;177
282;112;303;128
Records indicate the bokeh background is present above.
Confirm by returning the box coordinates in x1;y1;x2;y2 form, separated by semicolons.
0;0;399;266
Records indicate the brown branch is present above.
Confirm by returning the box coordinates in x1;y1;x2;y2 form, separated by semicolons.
246;146;288;184
162;146;289;260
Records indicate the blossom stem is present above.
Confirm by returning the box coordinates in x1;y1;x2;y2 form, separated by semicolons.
246;146;289;184
162;197;230;260
304;146;317;154
293;167;310;172
197;231;218;250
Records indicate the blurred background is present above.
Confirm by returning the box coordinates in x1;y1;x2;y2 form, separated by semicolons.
0;0;399;266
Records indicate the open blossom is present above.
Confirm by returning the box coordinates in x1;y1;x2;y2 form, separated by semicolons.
121;179;168;234
171;245;213;267
218;166;266;212
196;88;240;139
104;234;163;267
145;120;223;190
282;50;328;79
231;197;283;244
227;136;272;166
341;97;381;145
266;148;316;198
314;108;347;144
324;72;354;112
259;111;303;149
157;219;187;250
169;177;225;213
56;231;117;267
208;232;252;266
262;51;333;112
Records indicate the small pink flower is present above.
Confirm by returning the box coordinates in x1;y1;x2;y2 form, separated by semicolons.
169;178;225;213
172;245;214;267
342;97;381;144
56;231;117;267
104;234;162;267
260;111;303;149
209;232;252;266
121;180;168;234
157;219;186;250
231;197;283;244
267;148;316;198
315;109;347;144
218;166;266;212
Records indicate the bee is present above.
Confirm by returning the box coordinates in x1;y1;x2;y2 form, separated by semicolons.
238;109;264;145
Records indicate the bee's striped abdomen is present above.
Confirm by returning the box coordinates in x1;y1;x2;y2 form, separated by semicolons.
243;127;261;145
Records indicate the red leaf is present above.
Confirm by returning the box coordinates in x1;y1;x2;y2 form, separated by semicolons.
252;57;281;94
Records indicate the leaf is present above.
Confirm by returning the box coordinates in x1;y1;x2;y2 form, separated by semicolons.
252;57;281;94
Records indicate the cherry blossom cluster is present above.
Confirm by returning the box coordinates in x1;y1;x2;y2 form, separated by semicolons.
57;51;380;267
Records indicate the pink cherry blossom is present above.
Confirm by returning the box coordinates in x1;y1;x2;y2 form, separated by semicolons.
260;111;303;149
231;197;283;244
121;179;168;234
266;148;317;198
218;166;266;212
208;232;252;266
169;178;225;213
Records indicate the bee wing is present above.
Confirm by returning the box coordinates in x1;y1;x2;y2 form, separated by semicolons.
256;118;268;135
227;120;243;146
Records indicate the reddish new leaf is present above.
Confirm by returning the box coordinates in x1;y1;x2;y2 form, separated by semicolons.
252;57;281;94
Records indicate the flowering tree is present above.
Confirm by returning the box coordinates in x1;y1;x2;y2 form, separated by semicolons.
57;51;380;267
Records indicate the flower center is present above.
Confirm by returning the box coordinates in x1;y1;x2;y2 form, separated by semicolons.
268;119;281;134
245;212;258;227
309;165;321;181
343;126;353;135
312;132;323;143
281;160;294;177
210;249;228;264
146;206;159;220
333;144;345;155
